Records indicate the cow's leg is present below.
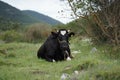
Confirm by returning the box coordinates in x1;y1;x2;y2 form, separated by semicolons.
64;50;71;61
45;52;55;62
56;53;64;61
67;48;74;58
45;56;53;62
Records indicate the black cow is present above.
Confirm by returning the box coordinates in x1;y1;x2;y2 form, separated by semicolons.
37;29;75;62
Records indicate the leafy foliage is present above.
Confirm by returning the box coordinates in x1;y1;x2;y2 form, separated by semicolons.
64;0;120;45
0;30;23;42
0;17;21;31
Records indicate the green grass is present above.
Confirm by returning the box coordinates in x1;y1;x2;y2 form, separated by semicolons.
0;38;120;80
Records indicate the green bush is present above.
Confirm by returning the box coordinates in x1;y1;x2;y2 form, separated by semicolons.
24;23;52;42
0;30;23;43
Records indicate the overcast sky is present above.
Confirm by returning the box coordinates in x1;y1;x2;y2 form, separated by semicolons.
1;0;74;24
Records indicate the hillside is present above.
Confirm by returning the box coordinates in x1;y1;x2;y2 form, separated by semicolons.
0;1;39;24
23;10;62;25
0;1;62;25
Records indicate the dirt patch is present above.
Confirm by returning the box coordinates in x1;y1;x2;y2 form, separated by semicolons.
31;70;48;75
76;61;95;70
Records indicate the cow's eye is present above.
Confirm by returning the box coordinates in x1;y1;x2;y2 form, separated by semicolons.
66;34;69;37
64;35;68;38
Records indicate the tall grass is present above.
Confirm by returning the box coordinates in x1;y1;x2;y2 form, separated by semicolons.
0;38;120;80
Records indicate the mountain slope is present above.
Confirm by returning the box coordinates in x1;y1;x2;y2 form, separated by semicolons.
0;1;40;24
23;10;62;25
0;1;62;25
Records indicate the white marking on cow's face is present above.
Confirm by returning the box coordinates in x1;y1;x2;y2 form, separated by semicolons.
60;31;66;35
66;57;71;61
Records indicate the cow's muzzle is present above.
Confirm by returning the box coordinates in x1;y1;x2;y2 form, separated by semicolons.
64;50;71;61
59;40;69;50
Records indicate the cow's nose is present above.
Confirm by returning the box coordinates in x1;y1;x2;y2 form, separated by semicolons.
63;46;68;48
62;45;68;50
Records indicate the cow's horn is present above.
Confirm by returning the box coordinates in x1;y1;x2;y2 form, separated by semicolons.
68;29;71;32
57;30;59;32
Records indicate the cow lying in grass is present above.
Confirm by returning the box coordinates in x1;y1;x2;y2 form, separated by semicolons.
37;29;75;62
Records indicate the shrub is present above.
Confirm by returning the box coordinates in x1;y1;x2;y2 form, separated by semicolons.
0;30;23;43
24;23;52;42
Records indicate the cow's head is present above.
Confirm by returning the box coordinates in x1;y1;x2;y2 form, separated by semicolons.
51;29;75;59
52;29;74;49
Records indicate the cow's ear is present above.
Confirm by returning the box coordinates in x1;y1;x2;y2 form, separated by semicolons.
68;32;75;37
51;32;58;38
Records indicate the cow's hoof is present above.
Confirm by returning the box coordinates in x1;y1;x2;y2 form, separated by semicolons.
52;59;56;62
66;57;71;61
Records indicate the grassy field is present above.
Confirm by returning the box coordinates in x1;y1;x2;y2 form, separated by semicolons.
0;38;120;80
